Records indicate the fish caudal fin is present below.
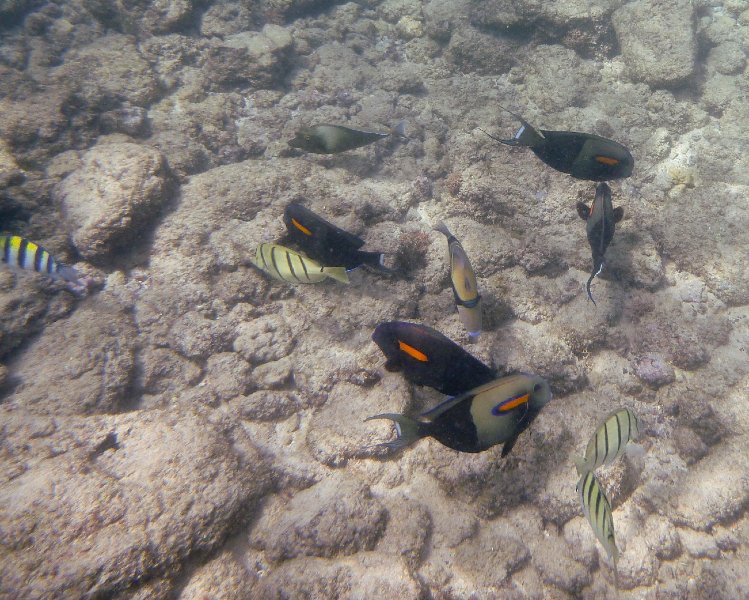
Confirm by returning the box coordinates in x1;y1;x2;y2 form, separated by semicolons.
433;220;453;239
365;413;426;451
321;266;350;284
358;250;391;273
390;121;407;139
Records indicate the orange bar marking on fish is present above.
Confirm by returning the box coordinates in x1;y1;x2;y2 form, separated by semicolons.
595;155;619;166
398;340;428;362
292;218;313;236
497;393;529;412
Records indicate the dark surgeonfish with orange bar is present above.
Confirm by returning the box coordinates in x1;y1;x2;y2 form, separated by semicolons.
288;122;406;154
479;108;633;181
577;182;623;305
434;222;482;340
283;203;389;272
372;321;496;396
366;373;552;455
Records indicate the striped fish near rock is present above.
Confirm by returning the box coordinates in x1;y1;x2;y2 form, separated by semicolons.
1;234;82;287
575;407;641;476
250;243;349;284
577;470;619;588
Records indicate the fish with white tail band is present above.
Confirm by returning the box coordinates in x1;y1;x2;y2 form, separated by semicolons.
434;221;482;340
250;243;349;284
575;407;641;476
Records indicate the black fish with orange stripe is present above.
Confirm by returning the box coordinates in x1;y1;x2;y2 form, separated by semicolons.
372;322;496;396
366;373;552;454
479;109;633;181
283;203;388;272
577;182;623;305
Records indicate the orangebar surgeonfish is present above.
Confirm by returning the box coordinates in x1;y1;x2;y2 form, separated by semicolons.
288;122;406;154
371;321;496;396
250;243;349;284
479;108;633;181
283;203;389;273
0;234;84;290
577;182;623;305
434;222;482;340
366;373;552;455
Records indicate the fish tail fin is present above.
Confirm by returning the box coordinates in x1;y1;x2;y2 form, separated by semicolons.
574;456;590;476
482;107;545;148
365;413;426;451
358;250;389;272
321;266;350;284
390;120;407;139
586;271;598;306
54;265;81;285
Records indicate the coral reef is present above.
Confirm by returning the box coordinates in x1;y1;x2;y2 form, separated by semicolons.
1;0;749;597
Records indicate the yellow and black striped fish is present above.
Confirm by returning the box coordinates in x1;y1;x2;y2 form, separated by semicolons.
575;407;641;475
434;221;482;340
250;243;349;284
577;470;618;587
0;235;80;284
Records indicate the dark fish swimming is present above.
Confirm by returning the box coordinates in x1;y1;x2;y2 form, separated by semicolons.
250;243;349;284
577;470;619;588
434;222;482;340
283;203;389;272
575;407;641;476
288;122;406;154
372;321;496;396
366;373;552;455
577;182;623;305
1;234;82;287
479;108;634;181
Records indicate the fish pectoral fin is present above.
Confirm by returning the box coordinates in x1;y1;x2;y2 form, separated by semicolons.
613;207;624;223
501;434;520;457
576;202;591;220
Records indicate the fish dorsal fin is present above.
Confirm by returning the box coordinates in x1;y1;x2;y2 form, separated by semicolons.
419;387;478;421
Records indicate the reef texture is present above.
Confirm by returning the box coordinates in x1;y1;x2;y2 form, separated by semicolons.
2;0;749;598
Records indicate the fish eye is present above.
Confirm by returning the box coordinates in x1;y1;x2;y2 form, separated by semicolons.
533;383;542;393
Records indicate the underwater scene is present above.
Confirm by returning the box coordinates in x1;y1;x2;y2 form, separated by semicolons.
1;0;749;598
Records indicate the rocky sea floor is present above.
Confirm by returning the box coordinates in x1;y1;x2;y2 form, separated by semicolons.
2;0;749;598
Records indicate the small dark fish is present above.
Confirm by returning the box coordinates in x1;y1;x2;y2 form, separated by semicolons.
250;243;349;284
479;108;633;181
577;470;619;588
288;122;406;154
283;203;389;273
434;222;482;339
577;182;624;305
372;321;496;396
366;373;552;455
575;407;641;476
1;234;83;288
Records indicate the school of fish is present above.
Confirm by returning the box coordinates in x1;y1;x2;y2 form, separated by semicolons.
1;107;642;593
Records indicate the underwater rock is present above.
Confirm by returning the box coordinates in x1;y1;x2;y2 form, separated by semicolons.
169;311;235;360
201;24;293;90
7;301;137;416
50;34;160;108
445;26;516;76
375;497;432;569
233;313;295;364
85;0;197;34
254;552;424;598
137;346;202;396
179;550;258;599
200;2;257;38
0;407;273;598
0;139;23;188
633;352;675;388
203;352;254;401
249;475;387;561
612;0;697;87
58;142;171;262
235;390;301;421
531;525;592;594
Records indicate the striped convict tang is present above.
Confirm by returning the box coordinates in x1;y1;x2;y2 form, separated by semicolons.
0;235;80;283
575;407;641;476
577;470;619;587
250;243;349;284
